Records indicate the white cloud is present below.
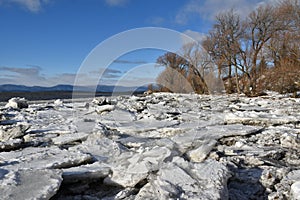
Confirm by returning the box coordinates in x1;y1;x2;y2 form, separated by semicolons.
0;0;50;12
0;66;72;86
0;64;162;87
175;0;271;24
0;65;48;86
183;30;207;42
105;0;128;7
0;66;126;86
180;30;207;48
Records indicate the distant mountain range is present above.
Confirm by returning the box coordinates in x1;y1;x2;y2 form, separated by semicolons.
0;84;148;93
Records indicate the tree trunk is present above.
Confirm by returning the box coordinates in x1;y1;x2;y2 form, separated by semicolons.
228;65;233;93
234;66;241;94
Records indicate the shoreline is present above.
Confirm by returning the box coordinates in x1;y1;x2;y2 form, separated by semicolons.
0;91;145;102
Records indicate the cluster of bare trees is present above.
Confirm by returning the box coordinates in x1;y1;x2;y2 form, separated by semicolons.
155;49;209;94
154;0;300;96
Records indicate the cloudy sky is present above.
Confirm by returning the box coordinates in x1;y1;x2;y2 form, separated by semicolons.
0;0;272;86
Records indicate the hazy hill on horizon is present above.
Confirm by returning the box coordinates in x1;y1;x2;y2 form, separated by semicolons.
0;84;149;102
0;84;148;93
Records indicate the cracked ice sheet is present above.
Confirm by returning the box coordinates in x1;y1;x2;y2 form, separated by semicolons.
97;109;136;126
0;168;62;200
171;124;262;152
0;146;92;170
101;117;180;134
224;111;300;126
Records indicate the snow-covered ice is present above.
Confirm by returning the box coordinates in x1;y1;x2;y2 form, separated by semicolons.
0;169;62;200
0;93;299;199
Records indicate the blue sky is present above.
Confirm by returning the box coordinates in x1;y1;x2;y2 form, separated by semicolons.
0;0;268;86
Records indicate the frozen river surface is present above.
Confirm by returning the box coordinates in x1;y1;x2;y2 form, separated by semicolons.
0;92;300;199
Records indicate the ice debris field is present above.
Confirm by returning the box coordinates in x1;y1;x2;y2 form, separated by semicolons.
0;92;300;199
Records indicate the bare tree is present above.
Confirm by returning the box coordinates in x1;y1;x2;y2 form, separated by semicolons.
181;42;225;94
156;52;209;94
262;0;300;94
241;4;281;94
181;42;211;77
268;0;300;68
156;67;193;93
203;9;244;94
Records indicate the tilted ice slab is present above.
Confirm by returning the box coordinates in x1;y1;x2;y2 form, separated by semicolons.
51;132;89;145
291;181;300;200
69;134;127;162
0;123;30;142
0;168;62;200
104;146;172;187
0;146;92;170
62;161;111;183
0;138;23;151
71;134;173;188
136;158;230;200
5;97;28;109
187;139;217;162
